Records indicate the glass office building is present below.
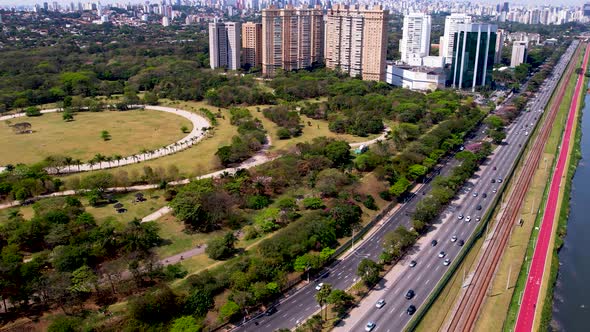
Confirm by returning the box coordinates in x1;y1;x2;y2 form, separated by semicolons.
449;23;497;91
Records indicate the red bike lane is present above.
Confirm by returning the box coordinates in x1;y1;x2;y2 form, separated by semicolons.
514;44;590;332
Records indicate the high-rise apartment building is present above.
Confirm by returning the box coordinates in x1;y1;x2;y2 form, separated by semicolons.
510;41;528;67
441;13;471;65
449;23;497;91
242;22;262;69
262;5;324;77
400;13;431;64
209;21;241;70
325;4;388;81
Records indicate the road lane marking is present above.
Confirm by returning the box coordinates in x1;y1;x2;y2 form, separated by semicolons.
426;279;431;284
389;307;397;313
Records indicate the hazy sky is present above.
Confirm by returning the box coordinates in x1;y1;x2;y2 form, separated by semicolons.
0;0;586;7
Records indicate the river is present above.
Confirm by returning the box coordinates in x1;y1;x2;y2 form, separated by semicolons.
552;81;590;331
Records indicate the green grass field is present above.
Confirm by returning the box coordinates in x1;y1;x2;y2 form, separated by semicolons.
0;109;191;165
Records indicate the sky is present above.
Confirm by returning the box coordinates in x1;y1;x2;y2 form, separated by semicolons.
0;0;586;7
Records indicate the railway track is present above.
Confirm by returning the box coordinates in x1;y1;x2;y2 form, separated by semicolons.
443;42;583;332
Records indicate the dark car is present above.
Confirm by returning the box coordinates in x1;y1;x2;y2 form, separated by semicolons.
265;307;277;316
407;305;417;315
493;166;497;170
431;240;438;246
405;289;415;300
476;205;482;210
458;240;465;246
491;179;496;183
482;193;487;198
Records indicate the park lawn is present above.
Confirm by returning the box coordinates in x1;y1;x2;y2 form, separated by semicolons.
59;100;235;186
0;190;168;227
246;105;383;152
154;213;227;258
83;189;168;225
178;253;217;275
0;109;191;165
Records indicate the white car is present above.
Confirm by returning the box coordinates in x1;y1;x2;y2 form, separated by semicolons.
466;216;472;222
451;235;458;242
473;192;478;197
443;258;451;266
438;251;446;258
492;188;497;193
315;283;324;291
475;216;481;222
458;214;464;220
376;299;386;308
365;322;376;331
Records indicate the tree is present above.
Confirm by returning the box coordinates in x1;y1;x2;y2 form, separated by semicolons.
488;129;506;144
170;316;202;332
219;300;240;322
129;286;180;324
302;197;325;210
62;110;74;122
181;125;189;133
143;91;159;105
315;283;332;320
325;141;351;167
100;130;111;141
357;258;380;286
327;289;354;316
389;177;411;197
184;287;214;317
277;127;291;139
69;265;97;294
205;232;237;260
484;115;504;130
25;106;42;117
330;201;362;237
408;164;428;180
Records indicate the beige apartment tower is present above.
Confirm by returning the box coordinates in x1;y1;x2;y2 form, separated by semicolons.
262;5;324;76
242;22;262;69
326;4;388;81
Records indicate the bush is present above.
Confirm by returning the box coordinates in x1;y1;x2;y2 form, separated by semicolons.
379;190;393;201
25;106;42;117
170;316;202;332
246;195;271;210
219;300;241;322
302;197;325;209
129;286;181;324
205;232;237;260
277;127;291;139
363;195;378;210
48;316;82;332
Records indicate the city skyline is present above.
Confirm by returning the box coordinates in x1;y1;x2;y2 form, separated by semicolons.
0;0;588;7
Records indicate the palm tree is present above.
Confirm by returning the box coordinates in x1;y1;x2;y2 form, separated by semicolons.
114;154;123;166
315;283;332;321
88;159;96;171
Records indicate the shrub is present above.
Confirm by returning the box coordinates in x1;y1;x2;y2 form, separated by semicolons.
25;106;42;117
302;197;325;209
277;127;291;139
363;195;378;210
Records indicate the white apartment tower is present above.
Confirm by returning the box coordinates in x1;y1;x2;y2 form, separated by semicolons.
441;13;472;65
209;21;241;70
400;13;431;64
325;4;388;81
510;41;527;67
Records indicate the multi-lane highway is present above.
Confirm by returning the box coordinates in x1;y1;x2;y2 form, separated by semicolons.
345;41;578;332
234;41;577;332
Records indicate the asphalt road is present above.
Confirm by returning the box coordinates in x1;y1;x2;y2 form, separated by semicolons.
345;41;578;332
234;41;576;332
234;126;487;332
